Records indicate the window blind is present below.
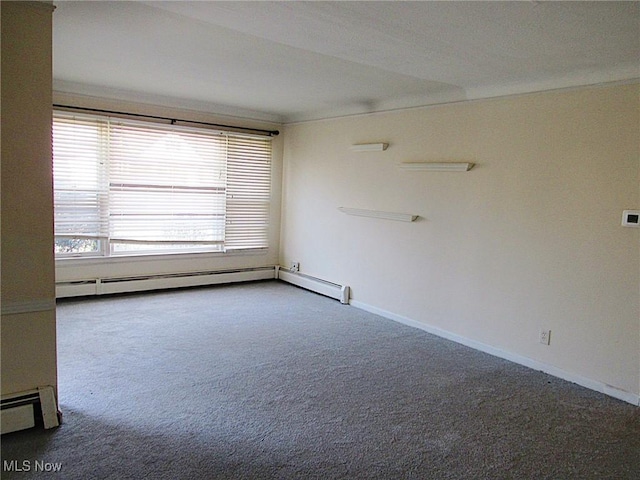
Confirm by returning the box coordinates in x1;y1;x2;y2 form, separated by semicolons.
226;136;272;250
108;120;227;249
52;115;109;242
52;111;272;257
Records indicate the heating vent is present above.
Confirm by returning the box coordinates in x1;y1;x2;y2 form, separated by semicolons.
276;267;350;304
1;387;59;434
56;267;277;298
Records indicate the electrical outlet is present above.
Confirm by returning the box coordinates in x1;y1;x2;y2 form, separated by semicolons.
539;329;551;345
290;262;299;272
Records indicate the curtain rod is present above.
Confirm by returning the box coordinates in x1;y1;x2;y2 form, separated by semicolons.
52;104;280;137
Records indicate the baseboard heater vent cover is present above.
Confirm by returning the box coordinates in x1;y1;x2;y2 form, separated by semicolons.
276;267;350;304
56;267;277;298
1;387;59;434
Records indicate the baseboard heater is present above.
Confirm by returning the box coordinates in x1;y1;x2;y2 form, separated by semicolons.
276;266;350;304
56;267;277;298
1;387;60;434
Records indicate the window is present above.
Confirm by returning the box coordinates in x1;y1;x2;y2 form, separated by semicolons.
53;111;272;258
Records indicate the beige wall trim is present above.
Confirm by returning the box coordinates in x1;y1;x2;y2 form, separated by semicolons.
1;299;57;317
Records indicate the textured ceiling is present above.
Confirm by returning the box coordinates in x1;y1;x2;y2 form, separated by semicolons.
53;1;640;123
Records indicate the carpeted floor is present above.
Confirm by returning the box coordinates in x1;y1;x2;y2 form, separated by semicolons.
2;280;639;479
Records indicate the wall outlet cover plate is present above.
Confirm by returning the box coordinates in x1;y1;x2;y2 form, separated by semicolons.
622;210;640;227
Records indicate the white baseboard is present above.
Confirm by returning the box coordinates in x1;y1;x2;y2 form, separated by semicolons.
350;300;640;407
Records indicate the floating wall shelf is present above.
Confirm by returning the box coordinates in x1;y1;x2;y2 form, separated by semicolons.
338;207;418;222
350;143;389;152
399;162;475;171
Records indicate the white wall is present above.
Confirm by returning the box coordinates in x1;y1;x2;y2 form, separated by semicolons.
280;84;640;402
52;92;283;285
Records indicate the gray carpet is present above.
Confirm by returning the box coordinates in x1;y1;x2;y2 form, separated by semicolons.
2;280;639;479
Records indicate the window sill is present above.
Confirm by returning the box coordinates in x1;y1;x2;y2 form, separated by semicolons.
55;248;269;268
